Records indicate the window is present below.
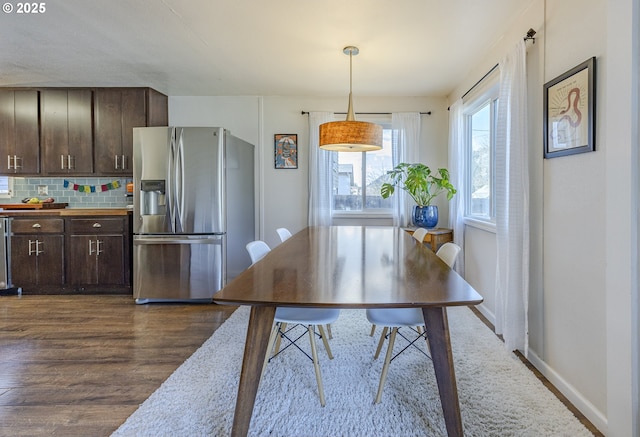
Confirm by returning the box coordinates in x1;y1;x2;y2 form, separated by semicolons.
464;81;499;223
332;123;393;213
0;177;12;199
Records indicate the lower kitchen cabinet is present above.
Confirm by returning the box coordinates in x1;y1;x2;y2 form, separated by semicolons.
10;218;65;291
66;217;130;293
9;214;131;295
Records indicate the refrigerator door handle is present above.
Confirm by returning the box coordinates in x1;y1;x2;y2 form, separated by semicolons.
167;127;177;233
176;128;186;232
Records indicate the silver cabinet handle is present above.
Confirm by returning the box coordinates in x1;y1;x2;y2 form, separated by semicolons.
60;155;66;169
121;154;127;170
114;155;120;170
8;155;21;170
68;155;75;170
28;240;43;256
88;239;95;255
31;223;41;228
96;239;103;256
92;223;102;228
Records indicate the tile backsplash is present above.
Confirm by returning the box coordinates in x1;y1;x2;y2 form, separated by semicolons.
11;177;132;208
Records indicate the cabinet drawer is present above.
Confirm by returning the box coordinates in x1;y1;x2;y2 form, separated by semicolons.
68;218;124;234
12;218;64;233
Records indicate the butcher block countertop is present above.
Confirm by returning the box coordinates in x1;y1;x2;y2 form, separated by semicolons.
0;207;132;217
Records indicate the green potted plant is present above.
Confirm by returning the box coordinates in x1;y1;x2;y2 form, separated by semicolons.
380;162;456;228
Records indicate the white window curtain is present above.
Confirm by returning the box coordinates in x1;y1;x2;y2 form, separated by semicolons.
494;40;530;355
308;112;335;226
447;99;465;275
391;112;421;227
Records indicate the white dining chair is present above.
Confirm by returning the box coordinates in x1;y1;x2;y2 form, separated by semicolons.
411;227;429;243
369;227;430;337
276;227;334;339
246;240;339;407
276;227;293;242
366;242;461;404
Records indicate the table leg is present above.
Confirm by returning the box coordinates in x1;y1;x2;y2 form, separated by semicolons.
229;305;276;437
422;306;463;437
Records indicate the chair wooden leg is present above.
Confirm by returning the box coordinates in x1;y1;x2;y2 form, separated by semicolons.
369;323;377;337
375;327;397;404
326;324;333;339
308;325;326;407
274;322;287;354
374;326;389;359
261;323;280;380
317;324;334;359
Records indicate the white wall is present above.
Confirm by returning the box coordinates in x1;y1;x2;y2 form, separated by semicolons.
463;226;498;321
604;0;639;435
542;0;608;422
448;0;639;434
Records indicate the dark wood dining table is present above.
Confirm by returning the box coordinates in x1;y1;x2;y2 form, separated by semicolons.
213;226;484;437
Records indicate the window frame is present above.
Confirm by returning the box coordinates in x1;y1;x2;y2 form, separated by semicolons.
0;176;13;199
463;78;499;230
331;116;394;219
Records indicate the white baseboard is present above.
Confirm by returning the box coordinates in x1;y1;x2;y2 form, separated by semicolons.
475;302;496;326
527;350;608;434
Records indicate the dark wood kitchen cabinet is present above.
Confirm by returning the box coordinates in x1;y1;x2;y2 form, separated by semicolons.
66;217;130;293
41;89;94;174
10;217;65;292
93;88;167;175
0;90;40;175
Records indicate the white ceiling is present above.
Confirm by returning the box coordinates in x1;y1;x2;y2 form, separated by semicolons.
1;0;534;97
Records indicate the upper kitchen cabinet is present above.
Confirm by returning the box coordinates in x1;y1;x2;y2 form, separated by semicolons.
41;89;93;175
0;90;40;175
147;88;168;126
94;88;168;175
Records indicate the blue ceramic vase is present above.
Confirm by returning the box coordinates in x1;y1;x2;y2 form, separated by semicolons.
413;205;438;228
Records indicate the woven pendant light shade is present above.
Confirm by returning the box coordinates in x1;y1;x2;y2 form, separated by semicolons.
319;120;383;151
319;46;382;152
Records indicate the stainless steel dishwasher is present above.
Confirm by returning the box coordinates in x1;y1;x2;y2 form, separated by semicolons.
0;216;21;296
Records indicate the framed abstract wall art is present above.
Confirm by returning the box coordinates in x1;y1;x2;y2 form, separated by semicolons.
543;57;596;158
274;134;298;169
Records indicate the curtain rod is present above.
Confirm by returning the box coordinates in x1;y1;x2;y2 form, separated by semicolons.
459;28;536;100
301;111;431;115
449;28;536;110
460;63;499;100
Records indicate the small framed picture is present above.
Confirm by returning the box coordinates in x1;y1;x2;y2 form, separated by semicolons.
543;57;596;158
274;134;298;169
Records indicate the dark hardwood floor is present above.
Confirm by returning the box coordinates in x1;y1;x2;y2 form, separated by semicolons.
0;294;237;437
0;295;601;437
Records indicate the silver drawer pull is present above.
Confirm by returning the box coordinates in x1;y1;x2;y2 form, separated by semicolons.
92;223;102;228
31;223;41;228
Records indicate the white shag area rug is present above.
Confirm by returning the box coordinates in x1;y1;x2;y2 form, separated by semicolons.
112;307;592;437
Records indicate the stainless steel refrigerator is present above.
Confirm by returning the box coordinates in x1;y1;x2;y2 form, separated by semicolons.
132;127;255;304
